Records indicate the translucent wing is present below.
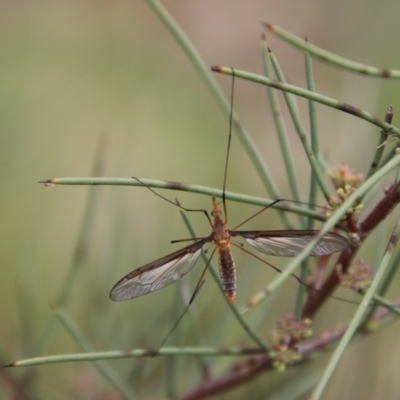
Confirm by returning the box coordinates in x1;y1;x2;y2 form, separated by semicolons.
232;230;348;257
110;240;207;301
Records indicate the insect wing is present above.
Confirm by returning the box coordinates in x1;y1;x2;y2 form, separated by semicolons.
233;230;348;257
110;241;206;301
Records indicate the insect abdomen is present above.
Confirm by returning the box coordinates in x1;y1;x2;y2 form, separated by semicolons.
218;247;237;304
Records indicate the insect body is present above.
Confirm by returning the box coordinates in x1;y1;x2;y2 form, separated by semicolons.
110;195;348;303
110;69;349;304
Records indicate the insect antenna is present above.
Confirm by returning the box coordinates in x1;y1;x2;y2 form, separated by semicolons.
232;198;283;231
221;67;236;224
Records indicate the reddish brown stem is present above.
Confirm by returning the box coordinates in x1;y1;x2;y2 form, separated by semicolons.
302;180;400;318
180;300;400;400
180;328;346;400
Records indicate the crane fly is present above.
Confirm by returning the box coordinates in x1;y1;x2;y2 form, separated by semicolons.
110;195;349;303
110;68;349;304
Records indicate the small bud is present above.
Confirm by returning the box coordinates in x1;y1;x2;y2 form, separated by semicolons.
337;259;372;291
328;185;363;219
328;163;363;189
269;315;313;371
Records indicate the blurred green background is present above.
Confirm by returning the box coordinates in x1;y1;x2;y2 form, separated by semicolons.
2;0;400;399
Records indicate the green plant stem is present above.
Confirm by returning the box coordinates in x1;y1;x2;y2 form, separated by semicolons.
261;35;303;226
6;347;265;368
40;177;328;221
262;22;400;78
305;48;319;228
211;66;400;135
364;107;393;183
267;45;331;204
361;238;400;324
294;48;320;318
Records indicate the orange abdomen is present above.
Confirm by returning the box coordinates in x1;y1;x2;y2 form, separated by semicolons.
218;246;237;303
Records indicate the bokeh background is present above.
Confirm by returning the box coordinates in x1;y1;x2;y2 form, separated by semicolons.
2;1;400;399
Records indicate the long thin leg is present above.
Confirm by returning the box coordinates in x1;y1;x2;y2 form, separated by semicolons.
132;177;212;226
154;247;217;352
231;242;359;306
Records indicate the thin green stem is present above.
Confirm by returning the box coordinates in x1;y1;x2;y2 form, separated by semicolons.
363;107;393;182
366;293;400;317
293;48;321;319
261;35;303;227
40;177;329;221
267;44;331;204
268;42;325;318
6;347;264;368
362;245;400;324
263;22;400;78
396;162;400;183
211;66;400;135
377;140;400;169
305;48;319;228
